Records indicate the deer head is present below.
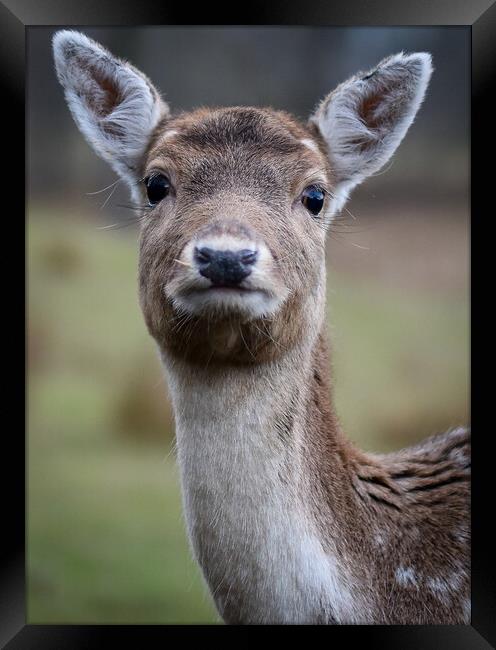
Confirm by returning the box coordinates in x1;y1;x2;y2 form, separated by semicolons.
53;31;432;367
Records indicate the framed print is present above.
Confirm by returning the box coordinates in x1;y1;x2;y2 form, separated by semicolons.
1;0;494;645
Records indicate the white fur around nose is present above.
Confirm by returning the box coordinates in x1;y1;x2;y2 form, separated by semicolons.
169;235;289;321
191;234;260;257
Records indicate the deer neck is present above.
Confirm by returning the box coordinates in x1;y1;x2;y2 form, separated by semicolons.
162;326;368;624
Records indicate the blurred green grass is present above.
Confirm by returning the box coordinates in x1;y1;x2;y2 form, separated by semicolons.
27;208;468;624
329;277;468;450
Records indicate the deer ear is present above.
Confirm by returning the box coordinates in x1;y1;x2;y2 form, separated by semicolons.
309;52;433;213
53;30;169;189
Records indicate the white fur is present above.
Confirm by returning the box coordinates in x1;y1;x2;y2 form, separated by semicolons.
373;533;386;548
161;129;179;141
395;565;418;588
300;138;320;154
164;352;366;624
166;236;289;321
310;52;433;214
427;573;464;606
52;30;168;200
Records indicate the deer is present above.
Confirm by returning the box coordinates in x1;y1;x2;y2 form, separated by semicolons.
52;30;470;625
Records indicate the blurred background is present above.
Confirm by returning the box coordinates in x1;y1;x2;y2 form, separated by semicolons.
27;27;469;624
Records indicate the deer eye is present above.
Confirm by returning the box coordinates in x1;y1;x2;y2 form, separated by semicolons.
145;173;171;205
301;185;325;216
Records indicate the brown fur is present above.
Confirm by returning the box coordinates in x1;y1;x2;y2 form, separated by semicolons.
137;107;470;624
301;333;469;624
54;33;467;623
139;107;329;366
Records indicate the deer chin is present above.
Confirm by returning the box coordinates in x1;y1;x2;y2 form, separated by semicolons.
167;283;287;322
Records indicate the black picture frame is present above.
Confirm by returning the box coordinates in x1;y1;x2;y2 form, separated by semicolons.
2;0;493;646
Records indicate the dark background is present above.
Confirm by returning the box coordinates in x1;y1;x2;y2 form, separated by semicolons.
28;26;469;213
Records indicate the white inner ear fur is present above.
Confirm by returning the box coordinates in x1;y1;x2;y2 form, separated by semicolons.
53;30;169;199
310;51;433;216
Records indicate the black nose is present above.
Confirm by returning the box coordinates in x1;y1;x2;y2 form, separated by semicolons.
194;247;258;287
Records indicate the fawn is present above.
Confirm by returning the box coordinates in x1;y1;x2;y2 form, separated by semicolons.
53;30;470;625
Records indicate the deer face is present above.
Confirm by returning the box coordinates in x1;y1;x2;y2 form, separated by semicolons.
53;30;432;365
137;107;332;363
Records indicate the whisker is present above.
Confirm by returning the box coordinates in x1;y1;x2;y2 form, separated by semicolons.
100;181;118;210
115;203;152;212
86;178;121;195
164;439;178;461
171;312;194;336
370;159;395;177
182;318;199;351
239;325;256;360
174;259;193;268
96;215;147;231
253;321;285;352
96;223;121;231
